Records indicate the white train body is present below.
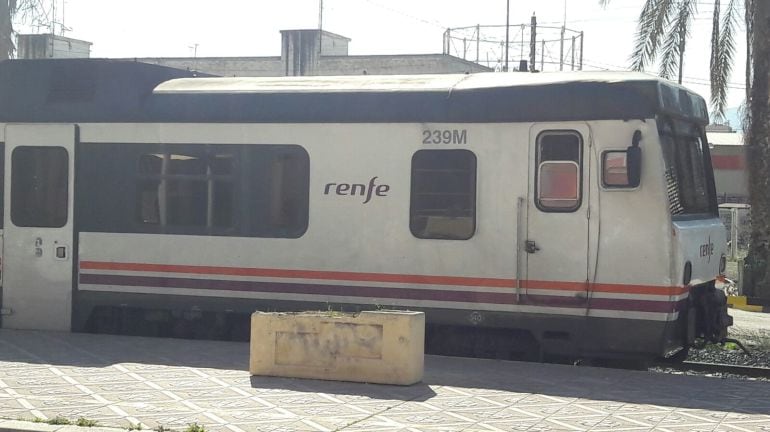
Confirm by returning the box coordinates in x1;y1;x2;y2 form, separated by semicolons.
0;60;731;359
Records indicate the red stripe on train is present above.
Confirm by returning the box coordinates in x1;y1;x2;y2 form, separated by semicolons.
80;261;689;296
78;273;686;314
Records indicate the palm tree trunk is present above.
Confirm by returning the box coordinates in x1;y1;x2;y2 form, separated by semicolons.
745;0;770;298
746;0;754;100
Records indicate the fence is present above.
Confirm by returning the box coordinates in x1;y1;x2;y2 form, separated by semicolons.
719;204;751;260
442;16;584;72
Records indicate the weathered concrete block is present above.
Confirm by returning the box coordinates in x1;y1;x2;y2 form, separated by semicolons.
250;310;424;385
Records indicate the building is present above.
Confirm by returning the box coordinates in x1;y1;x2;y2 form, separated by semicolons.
131;29;491;77
707;127;747;203
16;34;91;59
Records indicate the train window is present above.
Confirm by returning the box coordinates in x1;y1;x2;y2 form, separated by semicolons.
602;151;631;188
136;150;235;230
410;149;476;240
245;146;309;238
11;146;69;228
536;132;582;212
0;143;4;229
659;119;713;216
80;143;308;238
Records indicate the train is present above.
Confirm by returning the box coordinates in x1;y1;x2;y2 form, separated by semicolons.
0;58;732;361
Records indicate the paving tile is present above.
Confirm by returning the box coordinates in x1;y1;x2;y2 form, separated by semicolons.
721;421;770;431
1;329;770;431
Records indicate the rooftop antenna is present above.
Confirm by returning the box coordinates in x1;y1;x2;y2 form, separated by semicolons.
318;0;324;55
504;0;510;71
559;0;566;70
563;0;567;27
60;0;67;35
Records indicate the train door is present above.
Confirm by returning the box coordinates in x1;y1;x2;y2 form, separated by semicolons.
2;124;76;331
525;124;590;309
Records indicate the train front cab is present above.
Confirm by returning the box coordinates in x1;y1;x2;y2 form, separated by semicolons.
576;90;730;361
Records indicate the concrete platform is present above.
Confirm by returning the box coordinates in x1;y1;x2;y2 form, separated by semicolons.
730;309;770;337
0;330;768;432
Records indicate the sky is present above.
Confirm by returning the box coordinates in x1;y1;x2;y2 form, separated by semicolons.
16;0;749;117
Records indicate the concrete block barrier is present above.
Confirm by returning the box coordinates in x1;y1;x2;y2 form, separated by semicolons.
727;295;766;312
249;310;425;385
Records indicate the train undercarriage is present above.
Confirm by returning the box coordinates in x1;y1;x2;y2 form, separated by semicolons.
75;281;736;364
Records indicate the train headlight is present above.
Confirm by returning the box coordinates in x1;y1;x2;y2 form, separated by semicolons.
683;262;692;286
719;254;727;274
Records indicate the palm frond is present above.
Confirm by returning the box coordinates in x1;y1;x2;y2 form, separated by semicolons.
598;0;612;7
711;0;738;121
658;1;696;80
630;0;678;71
710;0;721;82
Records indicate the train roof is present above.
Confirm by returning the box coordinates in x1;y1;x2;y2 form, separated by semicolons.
0;59;709;125
153;71;665;94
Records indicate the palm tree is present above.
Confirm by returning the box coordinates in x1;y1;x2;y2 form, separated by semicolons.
0;0;43;60
744;1;770;298
600;0;739;122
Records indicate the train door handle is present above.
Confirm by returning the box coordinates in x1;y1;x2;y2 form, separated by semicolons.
55;246;67;260
525;240;540;254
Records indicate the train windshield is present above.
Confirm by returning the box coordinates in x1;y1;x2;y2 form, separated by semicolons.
658;117;716;217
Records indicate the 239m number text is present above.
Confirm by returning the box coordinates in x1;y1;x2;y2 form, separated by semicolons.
422;129;468;145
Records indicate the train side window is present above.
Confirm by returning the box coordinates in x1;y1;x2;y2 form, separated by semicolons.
11;146;68;228
602;151;632;188
536;131;582;212
410;149;476;240
136;149;235;230
245;145;309;238
0;143;4;229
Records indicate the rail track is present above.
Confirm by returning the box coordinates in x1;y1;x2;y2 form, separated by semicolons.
651;360;770;379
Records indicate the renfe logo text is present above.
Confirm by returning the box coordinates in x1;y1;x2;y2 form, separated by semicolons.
324;176;390;204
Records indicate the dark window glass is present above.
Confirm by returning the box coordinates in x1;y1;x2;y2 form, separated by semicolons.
245;146;310;238
134;144;309;238
0;143;4;229
11;146;68;227
659;119;714;216
410;149;476;240
536;131;582;212
136;148;235;230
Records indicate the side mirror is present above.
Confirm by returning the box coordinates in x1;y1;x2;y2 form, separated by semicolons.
626;130;642;188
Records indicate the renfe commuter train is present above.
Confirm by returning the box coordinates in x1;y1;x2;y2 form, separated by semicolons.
0;59;732;361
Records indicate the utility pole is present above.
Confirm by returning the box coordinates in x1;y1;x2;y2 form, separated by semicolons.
504;0;510;71
579;31;584;70
529;14;536;72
